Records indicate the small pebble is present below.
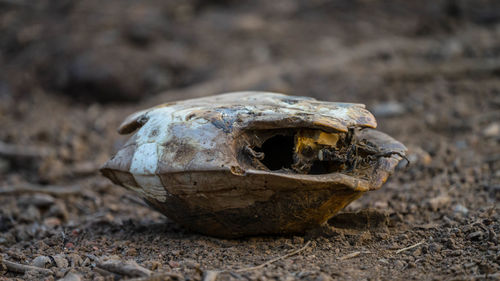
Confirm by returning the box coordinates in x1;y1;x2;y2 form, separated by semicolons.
453;204;469;215
126;247;138;256
468;231;483;241
32;256;51;268
394;260;405;268
65;253;83;267
429;243;443;252
407;262;416;268
483;122;500;137
57;272;82;281
379;258;389;264
44;217;62;228
26;194;56;207
315;272;334;281
169;260;180;268
182;258;199;269
412;247;422;256
47;203;69;221
52;254;69;268
428;195;451;211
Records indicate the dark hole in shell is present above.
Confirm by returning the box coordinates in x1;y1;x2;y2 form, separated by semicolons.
255;135;295;171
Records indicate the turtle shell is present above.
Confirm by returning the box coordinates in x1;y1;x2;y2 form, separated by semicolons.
101;91;406;238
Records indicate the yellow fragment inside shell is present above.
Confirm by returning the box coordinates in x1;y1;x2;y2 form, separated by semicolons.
295;129;340;156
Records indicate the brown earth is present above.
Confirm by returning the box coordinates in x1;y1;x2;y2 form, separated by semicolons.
1;0;500;280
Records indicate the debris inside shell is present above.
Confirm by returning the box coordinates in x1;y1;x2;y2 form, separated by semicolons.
239;127;390;176
100;91;407;238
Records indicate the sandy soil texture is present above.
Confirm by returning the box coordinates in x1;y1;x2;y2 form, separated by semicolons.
1;0;499;280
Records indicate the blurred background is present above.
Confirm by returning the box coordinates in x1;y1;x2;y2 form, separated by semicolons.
1;0;499;280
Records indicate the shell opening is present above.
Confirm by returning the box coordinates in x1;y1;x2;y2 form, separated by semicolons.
238;128;388;177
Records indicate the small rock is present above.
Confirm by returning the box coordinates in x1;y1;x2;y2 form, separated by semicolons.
407;262;416;268
23;270;50;280
453;204;469;215
412;247;422;256
169;260;180;268
65;254;83;267
394;260;405;268
428;195;451;211
429;243;443;253
125;247;138;256
407;146;432;165
467;231;483;241
145;260;161;271
52;254;69;268
203;270;219;281
32;256;51;268
483;122;500;137
315;272;334;281
181;258;199;269
374;201;388;209
43;217;62;228
21;194;56;208
372;102;406;117
47;203;69;221
397;145;431;169
488;229;498;243
379;258;389;264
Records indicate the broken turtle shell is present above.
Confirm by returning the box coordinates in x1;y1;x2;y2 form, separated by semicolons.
101;91;406;238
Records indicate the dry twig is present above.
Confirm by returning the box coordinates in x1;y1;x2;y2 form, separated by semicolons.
96;259;152;278
338;251;372;261
231;241;312;273
1;258;53;275
395;240;425;254
195;241;313;277
338;251;361;260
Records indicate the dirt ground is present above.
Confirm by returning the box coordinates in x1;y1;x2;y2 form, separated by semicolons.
1;0;500;280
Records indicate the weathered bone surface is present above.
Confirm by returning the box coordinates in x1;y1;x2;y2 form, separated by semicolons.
101;91;406;238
